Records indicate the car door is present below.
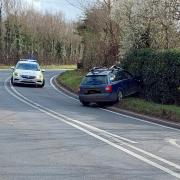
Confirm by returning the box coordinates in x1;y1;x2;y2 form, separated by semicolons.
124;71;138;95
111;71;130;96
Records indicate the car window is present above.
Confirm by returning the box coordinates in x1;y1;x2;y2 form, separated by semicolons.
113;71;126;81
81;75;108;85
16;63;40;71
109;73;116;82
124;71;133;79
110;71;132;81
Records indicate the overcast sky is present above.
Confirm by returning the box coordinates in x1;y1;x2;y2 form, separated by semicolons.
25;0;85;21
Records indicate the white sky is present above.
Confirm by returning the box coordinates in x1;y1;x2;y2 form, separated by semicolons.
23;0;86;21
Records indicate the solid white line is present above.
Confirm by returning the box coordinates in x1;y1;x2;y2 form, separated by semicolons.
10;79;138;144
168;139;180;149
10;78;180;170
4;78;180;178
50;75;180;132
50;76;78;101
100;108;180;132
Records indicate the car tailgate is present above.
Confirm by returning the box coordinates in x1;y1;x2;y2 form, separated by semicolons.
81;85;107;94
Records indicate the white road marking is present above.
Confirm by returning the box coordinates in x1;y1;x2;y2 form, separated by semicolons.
50;75;79;101
4;78;180;178
168;139;180;149
50;75;180;133
11;78;138;144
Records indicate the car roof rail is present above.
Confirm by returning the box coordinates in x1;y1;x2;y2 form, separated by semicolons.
90;67;108;73
19;59;37;62
27;59;37;62
110;65;123;72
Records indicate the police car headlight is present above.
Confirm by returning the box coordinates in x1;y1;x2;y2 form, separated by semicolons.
37;74;42;79
14;72;19;77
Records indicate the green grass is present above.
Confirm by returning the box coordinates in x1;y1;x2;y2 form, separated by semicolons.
0;64;77;70
57;70;86;93
116;98;180;122
42;64;77;69
57;70;180;122
0;65;11;69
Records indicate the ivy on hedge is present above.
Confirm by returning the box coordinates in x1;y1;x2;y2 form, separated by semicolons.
123;49;180;105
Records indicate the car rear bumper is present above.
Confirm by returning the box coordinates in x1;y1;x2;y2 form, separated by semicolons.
79;93;117;103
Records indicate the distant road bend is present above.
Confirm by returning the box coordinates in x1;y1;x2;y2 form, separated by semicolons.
0;70;180;180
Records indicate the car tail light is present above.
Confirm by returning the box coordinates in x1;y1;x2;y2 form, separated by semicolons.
78;87;80;94
105;85;112;93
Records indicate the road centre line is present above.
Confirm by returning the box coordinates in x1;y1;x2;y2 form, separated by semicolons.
50;75;180;133
6;89;180;179
4;78;180;178
13;79;180;170
168;139;180;149
10;79;138;144
49;76;180;169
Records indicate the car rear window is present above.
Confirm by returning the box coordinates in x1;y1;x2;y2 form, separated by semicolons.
81;75;108;85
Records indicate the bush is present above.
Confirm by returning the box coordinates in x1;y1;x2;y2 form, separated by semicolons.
123;49;180;105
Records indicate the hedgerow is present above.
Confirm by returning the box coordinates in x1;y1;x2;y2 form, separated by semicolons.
123;49;180;105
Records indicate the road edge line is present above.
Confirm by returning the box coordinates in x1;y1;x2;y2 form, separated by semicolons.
50;75;180;131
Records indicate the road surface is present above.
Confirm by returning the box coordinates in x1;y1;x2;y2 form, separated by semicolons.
0;70;180;180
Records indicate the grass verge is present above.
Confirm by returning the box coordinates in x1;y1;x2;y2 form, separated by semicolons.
0;65;11;69
116;98;180;122
57;70;180;122
0;64;77;70
42;64;77;69
57;70;86;93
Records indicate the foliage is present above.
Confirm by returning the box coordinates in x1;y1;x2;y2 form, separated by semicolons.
0;0;81;65
123;49;180;104
116;97;180;122
57;70;86;92
77;2;120;69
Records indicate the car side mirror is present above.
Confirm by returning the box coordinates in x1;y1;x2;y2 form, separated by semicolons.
41;69;45;72
134;75;142;82
10;66;15;70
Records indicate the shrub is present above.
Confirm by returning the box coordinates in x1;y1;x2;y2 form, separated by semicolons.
123;49;180;105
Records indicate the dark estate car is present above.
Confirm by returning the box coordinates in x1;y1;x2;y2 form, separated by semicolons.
79;67;139;106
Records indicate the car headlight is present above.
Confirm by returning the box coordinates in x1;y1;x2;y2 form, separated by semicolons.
37;74;43;79
14;72;19;77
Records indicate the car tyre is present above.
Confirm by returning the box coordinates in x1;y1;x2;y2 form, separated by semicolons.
81;101;90;106
117;90;123;102
11;77;16;86
39;79;45;88
97;102;105;107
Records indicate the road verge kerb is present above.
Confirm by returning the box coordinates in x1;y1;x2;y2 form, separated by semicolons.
51;75;180;131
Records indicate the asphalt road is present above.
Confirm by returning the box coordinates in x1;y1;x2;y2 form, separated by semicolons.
0;70;180;180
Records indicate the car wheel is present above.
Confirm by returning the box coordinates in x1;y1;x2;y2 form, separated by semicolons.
97;102;105;107
39;79;45;88
81;101;90;106
117;90;123;102
11;77;16;86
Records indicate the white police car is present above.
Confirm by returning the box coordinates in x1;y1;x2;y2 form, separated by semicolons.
11;59;45;87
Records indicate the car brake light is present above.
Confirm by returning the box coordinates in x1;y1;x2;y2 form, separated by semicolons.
105;85;112;93
78;87;80;94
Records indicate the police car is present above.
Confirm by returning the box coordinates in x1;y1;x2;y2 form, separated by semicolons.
11;59;45;87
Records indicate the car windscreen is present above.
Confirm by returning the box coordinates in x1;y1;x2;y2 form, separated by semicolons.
16;63;40;71
81;75;108;85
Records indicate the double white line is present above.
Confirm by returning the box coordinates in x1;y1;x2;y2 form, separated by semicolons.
4;77;180;179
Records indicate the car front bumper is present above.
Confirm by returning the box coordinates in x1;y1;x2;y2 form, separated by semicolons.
13;77;43;85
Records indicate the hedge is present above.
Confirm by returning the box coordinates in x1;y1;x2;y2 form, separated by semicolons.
123;49;180;105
